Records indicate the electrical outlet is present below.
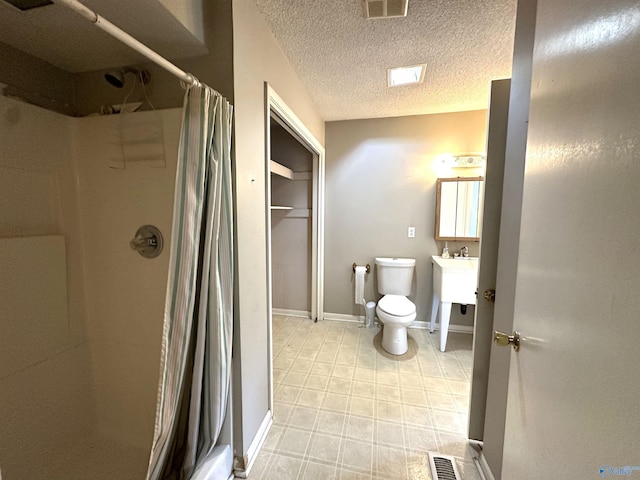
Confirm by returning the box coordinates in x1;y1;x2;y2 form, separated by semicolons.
408;226;415;238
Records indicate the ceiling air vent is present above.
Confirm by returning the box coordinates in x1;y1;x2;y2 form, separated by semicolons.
363;0;408;19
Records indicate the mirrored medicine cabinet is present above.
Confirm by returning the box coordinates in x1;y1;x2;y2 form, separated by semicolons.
435;176;484;242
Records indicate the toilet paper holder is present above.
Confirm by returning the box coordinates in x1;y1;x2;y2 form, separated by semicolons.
352;263;370;273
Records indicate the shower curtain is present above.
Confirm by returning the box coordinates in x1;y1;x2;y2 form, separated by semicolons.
146;84;233;480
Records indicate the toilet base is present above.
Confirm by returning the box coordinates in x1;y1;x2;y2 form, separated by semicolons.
381;324;408;355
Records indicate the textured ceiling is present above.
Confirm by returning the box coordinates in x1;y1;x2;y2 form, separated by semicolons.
0;0;208;72
253;0;518;121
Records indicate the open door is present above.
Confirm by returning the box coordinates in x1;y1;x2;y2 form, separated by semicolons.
468;79;511;441
497;1;640;478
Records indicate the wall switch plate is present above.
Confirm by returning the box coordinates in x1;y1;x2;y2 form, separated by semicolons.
408;227;415;238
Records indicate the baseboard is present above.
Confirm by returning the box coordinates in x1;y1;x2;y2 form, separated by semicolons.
476;451;496;480
322;312;364;324
410;320;474;335
321;313;474;335
272;308;311;319
233;410;272;478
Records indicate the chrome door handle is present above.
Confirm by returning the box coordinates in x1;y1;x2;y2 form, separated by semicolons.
494;331;520;351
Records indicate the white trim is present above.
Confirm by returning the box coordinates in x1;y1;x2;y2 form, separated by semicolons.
323;312;366;324
272;308;311;318
477;451;496;480
266;84;325;324
411;320;474;334
320;313;475;334
233;411;273;479
264;83;326;418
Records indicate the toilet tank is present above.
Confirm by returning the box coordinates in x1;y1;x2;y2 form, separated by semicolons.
375;257;416;295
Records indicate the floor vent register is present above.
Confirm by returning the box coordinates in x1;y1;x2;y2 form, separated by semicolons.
428;453;461;480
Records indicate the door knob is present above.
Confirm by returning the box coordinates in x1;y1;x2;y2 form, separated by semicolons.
483;289;496;303
494;331;520;351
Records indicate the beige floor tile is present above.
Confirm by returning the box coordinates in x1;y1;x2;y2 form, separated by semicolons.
351;380;375;398
308;432;342;463
376;400;402;424
322;392;350;413
447;378;471;397
282;371;307;387
289;359;314;374
268;316;477;480
345;415;374;442
402;404;432;429
328;377;352;395
375;420;405;449
430;409;468;435
316;410;347;435
341;439;373;472
302;461;339;480
339;467;373;479
297;389;325;408
288;405;318;430
349;397;375;418
263;453;303;480
405;426;439;453
354;367;376;383
305;374;330;391
278;427;311;456
310;362;334;376
375;445;408;479
376;384;401;402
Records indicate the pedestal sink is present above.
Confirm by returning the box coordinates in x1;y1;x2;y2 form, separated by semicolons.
430;255;479;352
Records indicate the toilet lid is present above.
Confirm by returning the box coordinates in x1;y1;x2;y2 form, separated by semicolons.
378;295;416;316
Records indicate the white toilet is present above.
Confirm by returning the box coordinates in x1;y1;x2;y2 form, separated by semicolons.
375;257;417;355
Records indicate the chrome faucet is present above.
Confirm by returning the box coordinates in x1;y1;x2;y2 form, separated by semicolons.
460;246;469;258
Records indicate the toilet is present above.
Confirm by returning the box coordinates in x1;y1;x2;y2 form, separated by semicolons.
375;257;417;355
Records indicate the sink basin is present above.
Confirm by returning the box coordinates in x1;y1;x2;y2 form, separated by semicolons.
430;255;479;351
431;255;478;305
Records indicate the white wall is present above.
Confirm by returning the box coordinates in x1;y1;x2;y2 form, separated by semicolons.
72;108;182;449
324;112;487;327
232;0;325;462
0;95;94;477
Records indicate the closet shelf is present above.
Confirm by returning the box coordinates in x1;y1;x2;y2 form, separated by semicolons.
270;160;292;179
270;160;312;181
270;205;294;210
270;208;310;218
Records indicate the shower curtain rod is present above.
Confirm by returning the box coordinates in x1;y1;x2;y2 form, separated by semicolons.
53;0;196;86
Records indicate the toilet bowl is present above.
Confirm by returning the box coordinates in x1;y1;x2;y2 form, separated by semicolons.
376;294;416;355
375;257;417;355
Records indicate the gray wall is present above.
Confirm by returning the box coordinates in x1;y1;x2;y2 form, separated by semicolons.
270;124;313;312
232;0;325;462
324;111;488;327
0;41;76;115
73;0;234;116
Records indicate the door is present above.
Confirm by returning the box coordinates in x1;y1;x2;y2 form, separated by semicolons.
499;1;640;478
467;79;511;441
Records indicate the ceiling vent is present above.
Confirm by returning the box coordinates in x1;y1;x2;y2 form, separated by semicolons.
363;0;408;19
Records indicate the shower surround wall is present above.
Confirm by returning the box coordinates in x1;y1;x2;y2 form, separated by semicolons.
0;95;93;477
0;95;182;477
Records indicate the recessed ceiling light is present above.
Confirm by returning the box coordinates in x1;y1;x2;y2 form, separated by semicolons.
363;0;409;19
387;64;426;87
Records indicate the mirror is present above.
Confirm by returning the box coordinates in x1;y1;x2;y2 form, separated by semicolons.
435;177;484;241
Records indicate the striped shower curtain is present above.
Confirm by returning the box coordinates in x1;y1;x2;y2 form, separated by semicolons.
146;84;233;480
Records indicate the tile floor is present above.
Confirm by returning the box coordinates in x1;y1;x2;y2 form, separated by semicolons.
248;315;482;480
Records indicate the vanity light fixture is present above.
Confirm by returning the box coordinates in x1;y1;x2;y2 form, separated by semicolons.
437;153;486;168
387;64;426;87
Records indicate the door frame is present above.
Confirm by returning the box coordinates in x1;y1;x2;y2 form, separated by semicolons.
264;83;325;411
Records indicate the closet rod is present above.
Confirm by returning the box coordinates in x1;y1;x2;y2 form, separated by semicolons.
53;0;196;86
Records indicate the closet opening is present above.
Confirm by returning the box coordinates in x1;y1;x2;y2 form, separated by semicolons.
264;84;325;411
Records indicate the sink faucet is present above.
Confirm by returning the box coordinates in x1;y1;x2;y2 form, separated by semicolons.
460;246;469;258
